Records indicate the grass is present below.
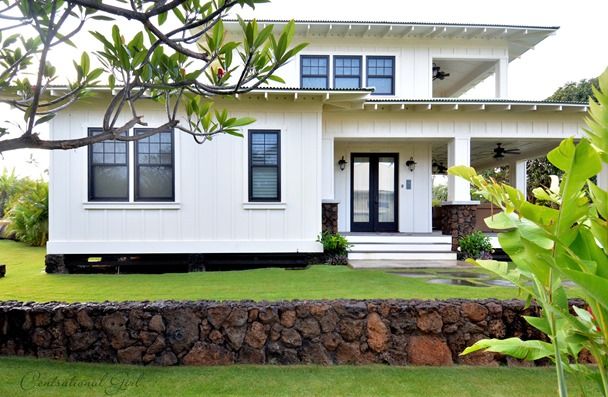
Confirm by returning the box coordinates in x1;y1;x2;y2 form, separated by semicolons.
0;357;601;397
0;240;524;302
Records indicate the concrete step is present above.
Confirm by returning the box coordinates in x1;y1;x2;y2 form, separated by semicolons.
348;252;457;261
350;243;452;252
345;235;451;244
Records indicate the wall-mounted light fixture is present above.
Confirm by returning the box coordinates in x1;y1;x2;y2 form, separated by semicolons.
338;156;348;171
405;157;417;172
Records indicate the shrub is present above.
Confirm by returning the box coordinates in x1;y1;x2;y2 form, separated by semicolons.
6;180;48;246
317;232;351;265
458;231;493;260
0;169;22;218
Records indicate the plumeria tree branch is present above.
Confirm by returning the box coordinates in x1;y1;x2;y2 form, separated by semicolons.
0;0;307;153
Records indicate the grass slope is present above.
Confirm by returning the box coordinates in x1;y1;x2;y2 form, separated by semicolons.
0;357;600;397
0;240;523;302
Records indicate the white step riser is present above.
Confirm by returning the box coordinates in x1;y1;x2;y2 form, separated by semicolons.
350;244;452;252
346;236;451;244
348;252;457;260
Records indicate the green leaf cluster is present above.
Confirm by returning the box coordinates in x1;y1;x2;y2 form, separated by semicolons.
453;69;608;397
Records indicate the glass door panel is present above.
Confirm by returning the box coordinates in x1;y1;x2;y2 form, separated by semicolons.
352;157;370;224
377;157;396;224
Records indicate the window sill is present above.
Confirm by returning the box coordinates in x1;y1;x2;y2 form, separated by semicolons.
82;202;181;210
242;202;287;210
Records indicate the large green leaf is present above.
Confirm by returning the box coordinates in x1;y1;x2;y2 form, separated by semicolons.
461;337;554;361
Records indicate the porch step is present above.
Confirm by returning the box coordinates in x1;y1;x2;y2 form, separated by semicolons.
346;233;456;261
348;252;457;260
350;243;452;252
345;234;452;244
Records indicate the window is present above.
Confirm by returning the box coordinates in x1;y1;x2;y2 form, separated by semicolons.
334;56;362;89
249;130;280;202
301;55;329;89
135;129;174;201
367;56;395;95
88;128;129;201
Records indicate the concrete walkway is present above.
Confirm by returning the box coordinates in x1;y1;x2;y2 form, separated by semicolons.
348;259;471;269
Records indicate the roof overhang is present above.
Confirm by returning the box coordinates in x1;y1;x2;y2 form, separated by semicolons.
224;19;558;61
361;99;588;113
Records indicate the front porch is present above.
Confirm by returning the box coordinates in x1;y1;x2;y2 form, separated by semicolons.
320;100;608;257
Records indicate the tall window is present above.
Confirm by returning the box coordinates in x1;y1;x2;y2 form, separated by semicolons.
88;128;129;201
300;55;329;89
367;56;395;95
334;56;362;89
135;129;174;201
249;130;280;202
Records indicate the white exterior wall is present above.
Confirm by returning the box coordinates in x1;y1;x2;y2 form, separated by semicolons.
269;36;509;98
47;99;324;255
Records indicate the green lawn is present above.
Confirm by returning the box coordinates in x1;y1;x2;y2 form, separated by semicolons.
0;357;600;397
0;240;523;302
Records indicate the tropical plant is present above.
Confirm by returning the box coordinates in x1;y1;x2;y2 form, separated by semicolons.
0;1;306;153
317;232;351;266
0;169;20;218
432;183;447;207
451;69;608;397
458;231;493;260
6;179;48;246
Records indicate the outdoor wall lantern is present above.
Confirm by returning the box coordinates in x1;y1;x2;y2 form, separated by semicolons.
405;157;417;172
338;156;348;171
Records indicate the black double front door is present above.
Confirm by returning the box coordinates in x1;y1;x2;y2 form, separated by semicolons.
350;153;398;232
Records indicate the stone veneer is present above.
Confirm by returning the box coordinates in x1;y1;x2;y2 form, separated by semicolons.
441;203;479;250
0;299;557;366
321;202;339;234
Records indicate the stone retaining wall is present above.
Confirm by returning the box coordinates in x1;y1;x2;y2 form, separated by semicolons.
0;299;550;366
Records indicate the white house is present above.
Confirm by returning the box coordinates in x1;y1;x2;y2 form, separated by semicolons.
45;20;604;271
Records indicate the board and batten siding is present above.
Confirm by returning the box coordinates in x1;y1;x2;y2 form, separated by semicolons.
248;36;509;98
47;99;324;255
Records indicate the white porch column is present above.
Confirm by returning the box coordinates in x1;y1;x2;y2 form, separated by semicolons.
598;163;608;191
321;136;335;200
447;137;471;202
495;58;508;99
510;160;528;199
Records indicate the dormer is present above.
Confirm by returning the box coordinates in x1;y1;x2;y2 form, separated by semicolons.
224;20;558;99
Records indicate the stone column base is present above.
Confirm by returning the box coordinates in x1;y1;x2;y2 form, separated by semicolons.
441;202;480;251
322;201;339;234
45;254;67;274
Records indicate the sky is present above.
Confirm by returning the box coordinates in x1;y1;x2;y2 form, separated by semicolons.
1;0;607;178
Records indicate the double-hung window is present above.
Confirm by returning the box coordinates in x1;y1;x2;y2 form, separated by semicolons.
334;56;362;89
367;56;395;95
88;128;175;202
300;55;329;89
88;128;129;201
249;130;280;202
135;129;175;201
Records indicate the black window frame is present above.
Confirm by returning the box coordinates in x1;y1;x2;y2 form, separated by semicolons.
333;55;362;89
134;128;175;202
300;55;330;89
366;56;395;95
248;129;281;202
87;127;129;202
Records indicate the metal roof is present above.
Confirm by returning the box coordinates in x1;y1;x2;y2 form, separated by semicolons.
365;98;588;105
224;19;559;31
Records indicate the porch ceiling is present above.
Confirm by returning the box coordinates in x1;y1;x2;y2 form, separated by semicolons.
432;138;564;171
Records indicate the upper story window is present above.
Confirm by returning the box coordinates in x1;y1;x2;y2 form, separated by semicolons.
300;55;329;89
88;128;175;202
334;56;362;89
88;129;129;201
367;56;395;95
249;130;281;202
135;129;175;201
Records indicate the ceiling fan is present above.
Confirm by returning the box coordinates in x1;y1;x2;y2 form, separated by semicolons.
493;143;521;159
432;63;450;81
